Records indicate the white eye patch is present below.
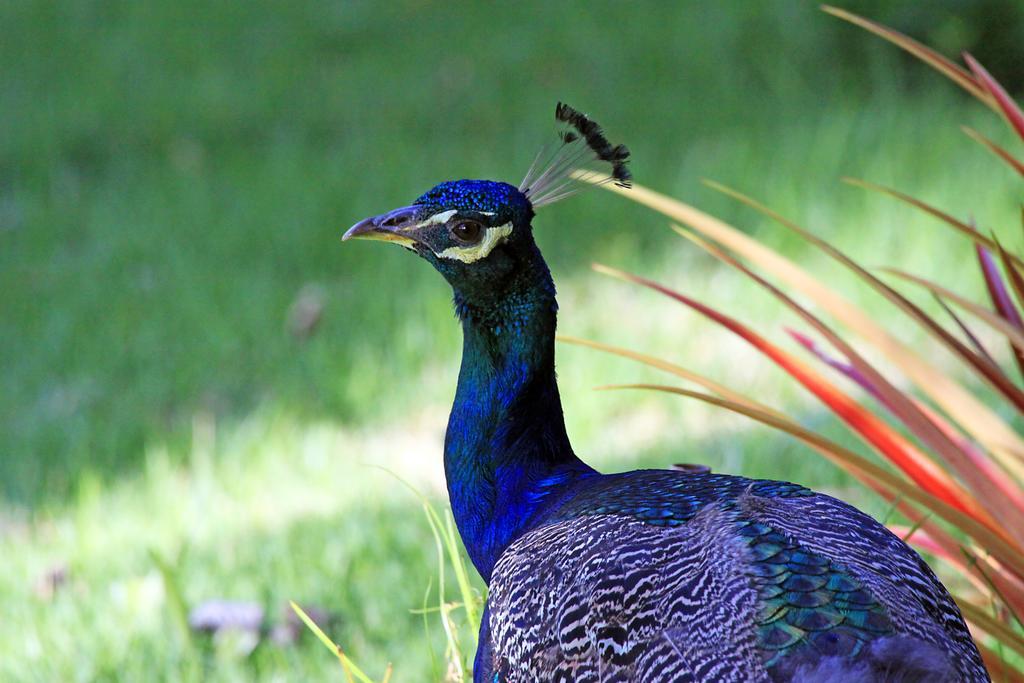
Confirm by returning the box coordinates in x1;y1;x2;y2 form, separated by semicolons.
414;209;458;228
436;222;513;264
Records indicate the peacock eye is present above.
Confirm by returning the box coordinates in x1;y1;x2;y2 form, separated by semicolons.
451;220;484;244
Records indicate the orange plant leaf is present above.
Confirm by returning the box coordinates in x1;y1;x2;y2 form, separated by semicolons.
673;228;1024;539
557;335;786;419
910;393;1024;512
672;226;1024;535
579;173;1024;473
594;263;979;518
699;179;1024;468
796;323;1024;516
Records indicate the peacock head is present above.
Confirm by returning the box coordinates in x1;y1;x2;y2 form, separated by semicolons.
344;103;630;299
343;178;536;293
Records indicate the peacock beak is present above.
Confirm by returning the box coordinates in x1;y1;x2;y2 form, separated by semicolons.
343;206;421;247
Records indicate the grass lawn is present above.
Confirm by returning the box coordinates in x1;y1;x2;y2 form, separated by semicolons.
2;2;1022;680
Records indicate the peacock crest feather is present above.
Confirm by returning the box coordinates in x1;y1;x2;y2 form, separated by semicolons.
520;102;631;208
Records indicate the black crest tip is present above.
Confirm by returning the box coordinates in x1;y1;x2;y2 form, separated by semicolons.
554;102;631;188
520;102;632;205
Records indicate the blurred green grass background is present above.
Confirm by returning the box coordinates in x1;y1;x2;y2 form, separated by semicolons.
2;1;1023;680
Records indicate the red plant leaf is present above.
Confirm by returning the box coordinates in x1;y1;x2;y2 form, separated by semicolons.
591;175;1024;463
843;177;1024;268
822;6;991;106
979;245;1024;330
792;327;1024;517
670;209;1024;538
707;179;1024;458
995;238;1024;318
978;243;1024;381
674;226;1007;509
594;264;977;517
931;294;997;365
671;201;1024;531
789;330;882;400
962;126;1024;178
965;53;1024;142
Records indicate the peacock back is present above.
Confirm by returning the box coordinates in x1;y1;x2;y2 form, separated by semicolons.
483;470;987;682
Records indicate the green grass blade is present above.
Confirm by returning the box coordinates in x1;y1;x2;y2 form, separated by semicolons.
423;503;466;681
289;601;377;683
148;548;193;653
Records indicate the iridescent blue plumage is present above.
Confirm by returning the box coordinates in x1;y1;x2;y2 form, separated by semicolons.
415;180;531;217
347;122;988;681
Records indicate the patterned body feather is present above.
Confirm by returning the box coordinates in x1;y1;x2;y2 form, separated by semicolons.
480;471;986;681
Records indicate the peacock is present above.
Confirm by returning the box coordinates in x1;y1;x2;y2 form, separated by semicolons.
343;104;989;682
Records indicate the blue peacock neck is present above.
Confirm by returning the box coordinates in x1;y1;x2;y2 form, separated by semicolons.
443;241;593;582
